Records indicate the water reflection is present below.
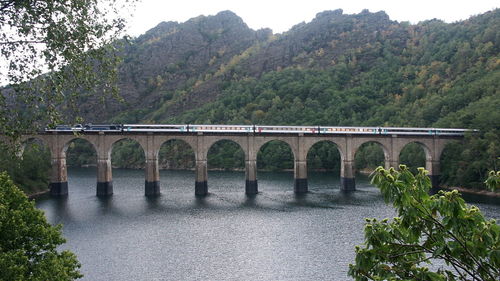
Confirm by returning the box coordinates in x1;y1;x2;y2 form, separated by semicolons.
35;168;500;281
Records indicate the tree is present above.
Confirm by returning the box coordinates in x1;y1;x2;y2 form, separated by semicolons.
0;0;135;137
0;172;82;280
349;165;500;280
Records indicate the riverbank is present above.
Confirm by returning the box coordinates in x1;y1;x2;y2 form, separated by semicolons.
27;189;49;199
440;186;500;198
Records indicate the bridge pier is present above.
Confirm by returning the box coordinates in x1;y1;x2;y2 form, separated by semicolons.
294;160;308;193
195;160;208;196
428;160;441;188
341;160;355;191
386;160;399;169
97;157;113;196
50;156;68;196
145;157;160;196
245;159;258;194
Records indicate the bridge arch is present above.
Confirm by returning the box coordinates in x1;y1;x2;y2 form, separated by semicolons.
354;141;389;170
61;136;98;159
206;139;246;192
306;140;342;190
306;140;344;163
62;137;98;165
109;138;146;170
398;141;431;169
257;139;295;171
207;139;245;170
254;137;297;162
256;139;295;191
107;137;146;161
203;136;248;161
56;137;99;195
153;136;197;161
158;139;195;170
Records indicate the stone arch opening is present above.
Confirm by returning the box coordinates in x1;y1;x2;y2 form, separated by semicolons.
18;138;51;193
307;140;342;172
439;140;463;187
207;139;245;192
63;138;98;194
159;139;195;170
258;140;294;171
158;139;195;191
64;138;97;168
257;140;295;191
354;141;388;187
306;140;342;190
354;141;387;172
207;139;245;170
399;142;430;173
110;138;146;193
110;138;145;169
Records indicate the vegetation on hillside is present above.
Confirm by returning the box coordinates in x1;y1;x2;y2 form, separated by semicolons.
4;9;499;193
0;143;50;195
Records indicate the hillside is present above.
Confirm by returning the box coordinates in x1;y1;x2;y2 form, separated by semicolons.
8;9;499;192
78;10;271;121
85;9;498;135
80;9;499;187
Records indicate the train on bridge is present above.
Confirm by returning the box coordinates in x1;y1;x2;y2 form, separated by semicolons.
44;124;470;136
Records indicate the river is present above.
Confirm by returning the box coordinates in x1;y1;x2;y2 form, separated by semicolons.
35;168;500;280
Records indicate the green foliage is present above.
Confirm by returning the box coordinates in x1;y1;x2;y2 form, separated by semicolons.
14;8;495;187
485;171;500;191
257;141;294;171
66;139;96;167
208;141;244;170
355;143;385;171
158;140;195;169
399;143;426;174
0;142;50;195
153;9;499;186
111;140;145;169
0;0;136;137
307;142;341;172
0;172;82;280
349;165;500;280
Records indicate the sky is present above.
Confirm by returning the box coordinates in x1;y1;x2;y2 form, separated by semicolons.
126;0;499;36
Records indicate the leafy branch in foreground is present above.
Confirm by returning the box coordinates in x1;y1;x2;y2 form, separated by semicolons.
485;171;500;192
349;165;500;281
0;0;135;137
0;172;82;280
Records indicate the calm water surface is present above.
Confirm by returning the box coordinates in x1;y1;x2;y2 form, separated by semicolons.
36;168;500;281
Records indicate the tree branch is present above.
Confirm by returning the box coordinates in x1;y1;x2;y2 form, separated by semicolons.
0;40;45;45
0;0;14;12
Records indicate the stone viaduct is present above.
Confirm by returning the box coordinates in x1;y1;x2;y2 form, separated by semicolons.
8;131;461;196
